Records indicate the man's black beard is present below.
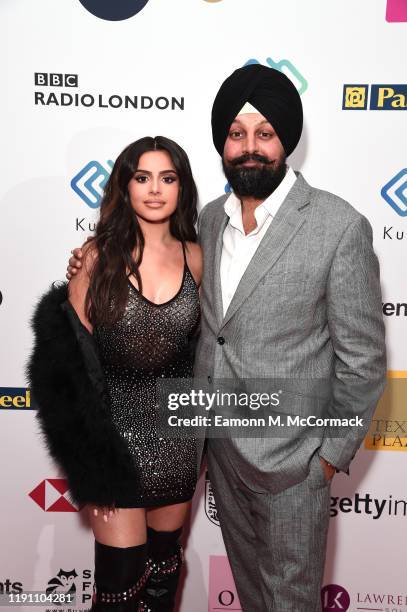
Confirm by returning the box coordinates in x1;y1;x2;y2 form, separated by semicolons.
222;153;287;199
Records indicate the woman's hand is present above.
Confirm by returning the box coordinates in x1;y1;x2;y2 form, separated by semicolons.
93;505;119;522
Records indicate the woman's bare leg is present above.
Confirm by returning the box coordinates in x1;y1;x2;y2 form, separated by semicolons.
147;501;190;531
87;506;147;546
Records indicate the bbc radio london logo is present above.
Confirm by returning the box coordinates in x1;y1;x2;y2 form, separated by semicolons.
33;72;184;111
343;84;407;110
78;0;150;21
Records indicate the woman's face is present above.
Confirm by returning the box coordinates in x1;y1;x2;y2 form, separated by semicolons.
128;150;179;223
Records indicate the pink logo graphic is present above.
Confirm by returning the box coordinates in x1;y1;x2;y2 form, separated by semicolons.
208;556;242;611
386;0;407;22
321;584;350;611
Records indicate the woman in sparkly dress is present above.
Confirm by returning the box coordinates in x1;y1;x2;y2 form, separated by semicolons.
45;136;201;611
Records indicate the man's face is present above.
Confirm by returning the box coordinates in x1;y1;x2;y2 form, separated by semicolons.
222;113;286;199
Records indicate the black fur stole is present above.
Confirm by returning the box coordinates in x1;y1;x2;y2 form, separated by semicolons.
26;281;139;507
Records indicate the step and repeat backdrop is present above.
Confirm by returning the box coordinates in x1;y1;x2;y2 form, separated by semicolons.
1;0;406;610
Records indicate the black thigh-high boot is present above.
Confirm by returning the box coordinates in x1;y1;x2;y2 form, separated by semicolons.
138;526;183;612
91;540;151;611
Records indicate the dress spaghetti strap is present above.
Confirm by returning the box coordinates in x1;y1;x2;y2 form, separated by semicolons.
181;241;187;265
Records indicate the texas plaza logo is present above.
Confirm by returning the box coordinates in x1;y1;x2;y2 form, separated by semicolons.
365;373;407;451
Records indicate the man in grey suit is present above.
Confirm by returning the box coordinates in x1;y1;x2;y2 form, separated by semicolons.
67;64;386;611
194;64;386;611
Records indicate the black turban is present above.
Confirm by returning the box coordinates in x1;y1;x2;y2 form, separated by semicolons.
211;64;303;157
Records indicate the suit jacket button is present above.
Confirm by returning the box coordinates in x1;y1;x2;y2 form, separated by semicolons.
217;336;225;345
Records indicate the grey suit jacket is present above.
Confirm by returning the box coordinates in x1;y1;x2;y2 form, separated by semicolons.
195;172;386;493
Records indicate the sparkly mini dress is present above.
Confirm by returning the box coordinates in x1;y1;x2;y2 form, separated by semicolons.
93;243;200;507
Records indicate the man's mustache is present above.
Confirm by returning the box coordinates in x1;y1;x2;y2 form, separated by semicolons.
229;153;272;167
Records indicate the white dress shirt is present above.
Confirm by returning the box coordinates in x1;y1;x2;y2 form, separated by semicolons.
220;166;297;316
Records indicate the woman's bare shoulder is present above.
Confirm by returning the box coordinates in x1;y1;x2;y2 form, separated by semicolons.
185;241;202;287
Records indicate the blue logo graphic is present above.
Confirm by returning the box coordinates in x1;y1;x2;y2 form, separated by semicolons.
71;160;114;209
381;169;407;217
79;0;150;21
245;58;308;95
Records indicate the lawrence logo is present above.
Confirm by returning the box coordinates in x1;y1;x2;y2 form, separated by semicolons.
365;373;407;451
0;388;34;410
71;160;113;209
321;584;350;611
381;169;407;217
371;84;407;109
342;85;368;109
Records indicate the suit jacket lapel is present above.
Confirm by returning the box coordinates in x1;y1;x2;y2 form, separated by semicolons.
219;173;312;330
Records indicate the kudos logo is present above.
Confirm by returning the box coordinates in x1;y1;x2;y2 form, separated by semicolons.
386;0;407;21
71;160;114;209
381;169;407;217
343;84;407;109
78;0;150;21
29;479;80;512
321;584;350;611
245;57;308;95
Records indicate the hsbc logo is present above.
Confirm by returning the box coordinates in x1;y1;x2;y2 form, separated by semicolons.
29;479;80;512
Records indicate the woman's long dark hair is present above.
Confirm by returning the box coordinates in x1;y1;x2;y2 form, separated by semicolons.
85;136;198;326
